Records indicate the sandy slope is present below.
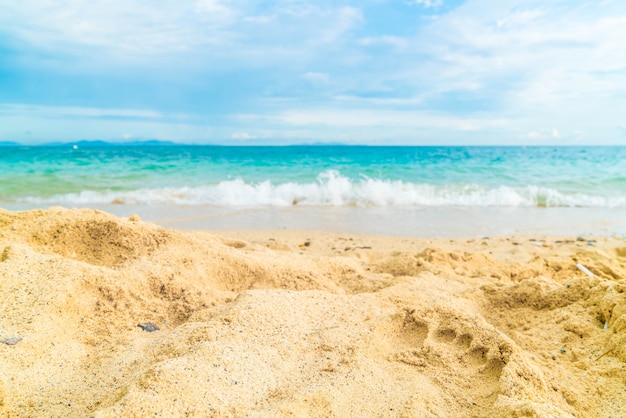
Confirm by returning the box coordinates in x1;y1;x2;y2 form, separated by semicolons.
0;207;625;417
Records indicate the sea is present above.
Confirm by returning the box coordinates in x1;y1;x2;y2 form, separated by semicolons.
1;144;625;237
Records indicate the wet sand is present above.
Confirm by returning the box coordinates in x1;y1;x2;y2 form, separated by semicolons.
1;207;625;417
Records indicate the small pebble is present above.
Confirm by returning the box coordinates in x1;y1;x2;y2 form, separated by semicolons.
138;322;160;332
1;336;22;345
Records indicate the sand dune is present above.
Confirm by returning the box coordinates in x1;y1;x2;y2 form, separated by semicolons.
1;207;625;417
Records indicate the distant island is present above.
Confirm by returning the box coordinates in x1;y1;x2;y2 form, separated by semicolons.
62;139;179;147
0;140;358;147
0;140;180;147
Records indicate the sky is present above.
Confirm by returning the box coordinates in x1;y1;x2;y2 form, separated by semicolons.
1;0;626;145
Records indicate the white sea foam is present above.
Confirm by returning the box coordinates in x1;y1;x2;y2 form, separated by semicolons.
18;170;626;208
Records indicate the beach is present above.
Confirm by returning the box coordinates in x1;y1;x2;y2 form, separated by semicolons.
4;0;626;414
1;206;625;417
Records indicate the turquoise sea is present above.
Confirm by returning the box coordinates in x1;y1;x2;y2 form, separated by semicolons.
1;145;625;236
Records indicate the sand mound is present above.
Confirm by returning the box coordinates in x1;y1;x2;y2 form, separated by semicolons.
1;208;625;417
1;207;172;268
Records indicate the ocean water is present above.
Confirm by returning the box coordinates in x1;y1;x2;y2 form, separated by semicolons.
1;145;625;236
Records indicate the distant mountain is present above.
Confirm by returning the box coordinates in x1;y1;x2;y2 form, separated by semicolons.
70;140;179;147
0;140;182;147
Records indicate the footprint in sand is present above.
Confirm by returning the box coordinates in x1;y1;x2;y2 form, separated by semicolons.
432;326;500;372
390;308;512;405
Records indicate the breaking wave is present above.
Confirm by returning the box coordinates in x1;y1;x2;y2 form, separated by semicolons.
18;170;626;208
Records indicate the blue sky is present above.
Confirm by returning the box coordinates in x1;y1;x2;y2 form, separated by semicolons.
1;0;625;145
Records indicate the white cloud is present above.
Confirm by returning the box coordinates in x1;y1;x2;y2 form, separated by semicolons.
413;0;443;8
525;131;541;139
234;4;364;48
0;103;165;119
521;128;561;140
438;3;626;84
230;106;522;144
0;0;364;67
460;122;481;131
3;0;626;144
303;72;330;87
334;95;423;106
255;107;491;131
496;8;546;28
0;0;240;57
389;0;626;141
195;0;232;16
315;6;363;44
243;15;273;24
358;35;409;49
231;132;253;140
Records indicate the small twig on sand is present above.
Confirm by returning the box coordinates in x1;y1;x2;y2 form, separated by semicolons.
595;348;613;361
576;263;594;277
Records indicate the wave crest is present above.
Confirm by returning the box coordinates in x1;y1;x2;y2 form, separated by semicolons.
18;170;626;208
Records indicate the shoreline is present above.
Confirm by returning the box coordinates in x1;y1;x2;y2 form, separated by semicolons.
4;203;625;238
1;207;625;416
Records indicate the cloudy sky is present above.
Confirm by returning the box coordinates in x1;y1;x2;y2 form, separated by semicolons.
1;0;625;145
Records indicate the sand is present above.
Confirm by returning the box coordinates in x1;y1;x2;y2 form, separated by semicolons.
1;207;625;417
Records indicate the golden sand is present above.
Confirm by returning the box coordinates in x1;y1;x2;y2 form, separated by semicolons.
1;207;625;417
